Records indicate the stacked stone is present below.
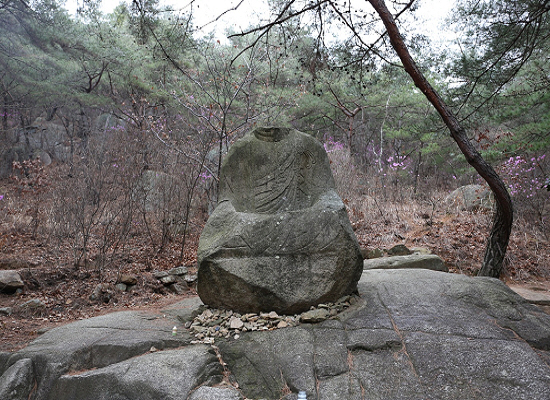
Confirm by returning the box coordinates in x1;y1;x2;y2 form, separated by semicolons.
115;274;139;292
153;266;197;294
188;295;357;344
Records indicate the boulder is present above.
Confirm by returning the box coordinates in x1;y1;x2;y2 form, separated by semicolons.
185;273;198;284
89;283;115;303
197;127;363;314
167;283;188;295
445;184;495;212
49;346;221;400
18;299;46;316
1;270;550;400
18;118;71;163
0;307;13;316
94;113;126;133
2;115;64;176
33;150;52;166
362;247;384;259
363;254;448;272
1;309;194;399
387;244;412;256
120;273;138;286
0;270;24;294
115;283;127;292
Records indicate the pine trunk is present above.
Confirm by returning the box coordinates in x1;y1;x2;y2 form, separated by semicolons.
368;0;513;278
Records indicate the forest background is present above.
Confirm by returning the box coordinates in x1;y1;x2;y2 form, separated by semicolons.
0;0;549;348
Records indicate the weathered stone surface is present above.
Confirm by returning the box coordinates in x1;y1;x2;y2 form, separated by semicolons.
445;184;495;211
160;275;176;285
153;271;169;279
89;283;115;303
94;113;126;133
219;327;317;399
1;310;193;399
115;283;127;292
197;127;363;314
161;296;205;322
2;270;550;400
0;270;24;294
229;316;245;330
49;346;221;400
218;270;550;400
0;358;34;400
138;170;176;212
363;253;448;272
188;386;244;400
185;273;198;283
3;118;72;176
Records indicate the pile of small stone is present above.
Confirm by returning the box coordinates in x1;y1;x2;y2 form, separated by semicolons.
187;295;358;344
153;266;197;295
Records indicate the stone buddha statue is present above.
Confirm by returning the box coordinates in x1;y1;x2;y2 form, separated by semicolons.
197;126;363;314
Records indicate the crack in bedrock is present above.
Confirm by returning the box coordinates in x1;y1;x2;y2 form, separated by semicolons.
377;290;421;380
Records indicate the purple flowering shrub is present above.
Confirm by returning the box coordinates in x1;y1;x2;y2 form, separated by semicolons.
500;155;546;198
498;154;548;222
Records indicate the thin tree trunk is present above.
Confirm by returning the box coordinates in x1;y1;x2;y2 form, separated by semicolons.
379;93;391;171
368;0;513;277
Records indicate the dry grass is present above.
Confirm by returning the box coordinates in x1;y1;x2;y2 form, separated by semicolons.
345;189;549;281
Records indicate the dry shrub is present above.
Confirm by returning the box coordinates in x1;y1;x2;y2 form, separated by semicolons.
45;124;207;272
327;140;549;280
